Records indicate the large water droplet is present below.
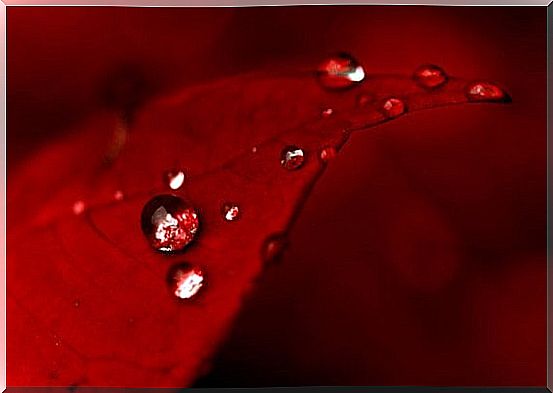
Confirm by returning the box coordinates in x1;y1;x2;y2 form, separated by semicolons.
280;145;305;170
222;203;241;221
317;53;365;90
466;82;511;102
164;169;186;190
381;97;406;118
413;64;447;89
167;263;204;300
140;194;199;252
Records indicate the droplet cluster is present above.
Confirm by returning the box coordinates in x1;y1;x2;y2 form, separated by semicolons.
133;58;510;301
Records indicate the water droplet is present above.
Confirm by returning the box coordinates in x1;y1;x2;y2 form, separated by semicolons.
251;146;258;153
320;146;337;162
140;194;199;252
280;145;305;170
321;108;334;118
381;97;406;118
73;299;80;308
167;263;205;300
466;82;511;102
317;53;365;89
72;201;85;215
413;64;447;89
222;203;241;221
261;234;288;264
164;169;185;190
113;190;124;201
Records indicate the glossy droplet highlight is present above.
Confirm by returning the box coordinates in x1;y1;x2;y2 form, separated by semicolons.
164;169;185;190
413;64;448;89
222;203;241;221
466;82;511;102
167;263;204;300
317;53;365;89
72;201;85;215
140;194;199;252
321;108;334;118
280;145;305;170
320;146;337;162
381;97;406;118
113;190;124;201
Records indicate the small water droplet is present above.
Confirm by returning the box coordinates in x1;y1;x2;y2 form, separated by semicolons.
261;234;288;264
73;299;80;308
320;146;337;162
167;263;205;300
381;97;406;118
280;145;305;170
164;169;185;190
252;146;258;153
222;203;241;221
321;108;334;118
72;201;85;215
466;82;511;102
413;64;448;89
113;190;124;201
140;194;199;252
317;53;365;90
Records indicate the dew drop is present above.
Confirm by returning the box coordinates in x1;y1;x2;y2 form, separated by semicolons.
280;145;305;170
164;169;185;190
252;146;258;153
140;194;199;252
466;82;511;102
317;53;365;90
320;146;337;162
222;203;241;221
321;108;334;118
72;201;85;215
113;190;124;201
413;64;448;89
167;263;205;300
261;233;288;264
381;97;407;118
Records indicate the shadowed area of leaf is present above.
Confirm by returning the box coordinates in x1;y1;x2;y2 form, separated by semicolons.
7;68;510;387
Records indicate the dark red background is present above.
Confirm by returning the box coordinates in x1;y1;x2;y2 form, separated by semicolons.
8;6;547;387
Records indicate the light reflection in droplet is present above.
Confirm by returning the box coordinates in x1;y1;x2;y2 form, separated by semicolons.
164;170;186;190
317;53;365;90
72;201;85;215
222;203;241;221
113;190;124;201
167;263;205;300
280;145;305;170
320;146;337;162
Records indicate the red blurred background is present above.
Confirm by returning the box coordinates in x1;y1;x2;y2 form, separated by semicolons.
8;6;547;387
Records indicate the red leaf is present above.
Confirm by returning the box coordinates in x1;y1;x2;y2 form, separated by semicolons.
8;66;510;387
